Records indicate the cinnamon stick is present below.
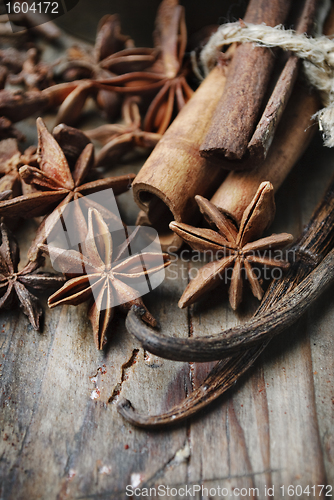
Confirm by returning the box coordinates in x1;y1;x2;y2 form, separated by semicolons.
248;0;318;160
200;0;293;161
132;65;227;252
211;82;320;224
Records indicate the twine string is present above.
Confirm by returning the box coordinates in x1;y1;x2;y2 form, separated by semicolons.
195;22;334;147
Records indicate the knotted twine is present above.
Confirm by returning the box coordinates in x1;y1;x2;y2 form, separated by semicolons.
195;22;334;147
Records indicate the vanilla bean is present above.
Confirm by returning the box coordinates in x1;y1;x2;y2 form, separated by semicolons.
117;345;266;428
124;257;334;361
200;0;293;161
118;172;334;426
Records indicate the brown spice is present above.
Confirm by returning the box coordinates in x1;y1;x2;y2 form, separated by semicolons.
200;0;293;161
0;118;135;261
170;183;293;310
40;208;170;349
86;97;161;168
0;222;65;331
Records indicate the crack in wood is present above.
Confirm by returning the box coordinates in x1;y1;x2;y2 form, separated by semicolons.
108;349;140;404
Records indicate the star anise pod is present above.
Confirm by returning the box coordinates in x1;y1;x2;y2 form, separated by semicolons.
39;208;170;349
0;221;65;330
95;0;193;135
0;118;25;142
52;123;92;169
85;96;161;168
54;15;157;125
0;118;135;261
170;182;294;310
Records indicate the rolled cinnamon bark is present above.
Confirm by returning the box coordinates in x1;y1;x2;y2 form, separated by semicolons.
132;65;227;252
200;0;293;161
248;0;318;161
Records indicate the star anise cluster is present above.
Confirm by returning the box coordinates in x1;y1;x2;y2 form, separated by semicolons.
170;182;294;310
0;0;197;159
0;0;243;352
0;115;141;343
0;118;135;261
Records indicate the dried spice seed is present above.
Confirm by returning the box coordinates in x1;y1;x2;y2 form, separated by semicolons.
118;172;334;426
91;0;194;134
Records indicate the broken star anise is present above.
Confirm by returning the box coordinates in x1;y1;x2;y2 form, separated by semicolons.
0;221;65;330
39;208;170;349
0;138;37;197
170;182;293;310
0;118;135;261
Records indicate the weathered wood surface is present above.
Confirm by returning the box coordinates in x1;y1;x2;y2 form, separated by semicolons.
0;122;333;499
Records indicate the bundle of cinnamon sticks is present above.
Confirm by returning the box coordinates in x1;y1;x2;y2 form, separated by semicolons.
133;0;330;251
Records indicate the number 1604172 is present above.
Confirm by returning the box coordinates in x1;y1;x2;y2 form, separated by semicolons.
5;2;59;14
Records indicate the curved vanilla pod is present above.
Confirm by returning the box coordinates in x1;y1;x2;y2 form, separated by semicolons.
117;174;334;426
124;251;334;362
